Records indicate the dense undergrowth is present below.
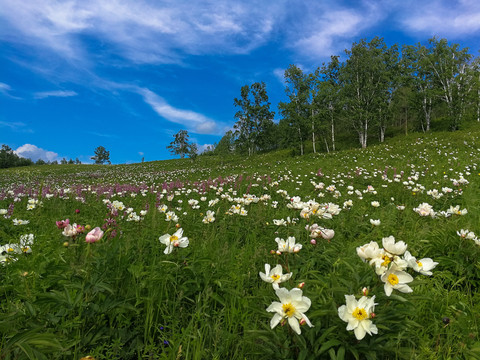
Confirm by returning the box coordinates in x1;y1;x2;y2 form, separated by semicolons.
1;130;480;359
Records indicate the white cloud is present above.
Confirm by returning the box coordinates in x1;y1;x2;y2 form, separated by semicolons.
34;90;78;99
290;2;385;59
139;88;224;134
0;82;22;99
0;120;32;132
198;143;214;153
138;151;144;156
0;0;283;65
14;144;58;162
273;68;286;84
397;0;480;37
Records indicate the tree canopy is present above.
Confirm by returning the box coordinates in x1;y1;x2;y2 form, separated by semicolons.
91;146;111;164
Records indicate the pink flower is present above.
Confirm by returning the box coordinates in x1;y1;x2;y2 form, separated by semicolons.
75;209;80;214
76;225;85;234
56;219;70;229
85;227;104;243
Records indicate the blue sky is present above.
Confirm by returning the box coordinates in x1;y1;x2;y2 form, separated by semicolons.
1;0;479;164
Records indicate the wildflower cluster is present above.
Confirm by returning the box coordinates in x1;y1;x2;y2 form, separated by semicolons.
357;236;438;296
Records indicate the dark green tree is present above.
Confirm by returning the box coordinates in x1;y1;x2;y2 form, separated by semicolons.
91;146;111;164
278;65;312;155
215;130;235;155
167;130;196;159
341;37;395;148
233;81;275;155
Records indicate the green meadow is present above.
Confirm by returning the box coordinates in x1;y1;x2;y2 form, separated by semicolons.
1;130;480;360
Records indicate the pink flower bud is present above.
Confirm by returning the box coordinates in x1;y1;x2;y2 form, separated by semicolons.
270;250;276;255
299;318;306;326
310;239;317;245
85;227;104;243
362;287;369;296
75;209;80;214
370;312;376;318
321;229;335;240
297;282;305;289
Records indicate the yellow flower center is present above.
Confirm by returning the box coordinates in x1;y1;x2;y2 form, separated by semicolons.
282;303;296;317
352;307;368;321
169;235;179;242
416;260;423;267
271;274;280;281
388;273;399;286
7;247;14;253
381;255;392;267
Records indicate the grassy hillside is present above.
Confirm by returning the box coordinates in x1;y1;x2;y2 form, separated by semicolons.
1;129;480;359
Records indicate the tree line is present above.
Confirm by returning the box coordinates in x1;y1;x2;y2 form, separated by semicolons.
205;36;480;157
0;145;111;169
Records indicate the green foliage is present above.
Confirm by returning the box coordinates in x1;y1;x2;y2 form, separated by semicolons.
167;130;197;159
0;129;480;359
91;146;111;165
233;82;276;156
0;144;34;169
230;36;479;157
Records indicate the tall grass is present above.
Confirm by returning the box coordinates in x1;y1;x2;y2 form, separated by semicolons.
1;130;480;359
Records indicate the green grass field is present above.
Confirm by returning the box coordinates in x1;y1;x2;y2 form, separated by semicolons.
1;130;480;359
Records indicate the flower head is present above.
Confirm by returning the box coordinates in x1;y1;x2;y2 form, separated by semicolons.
403;251;438;276
266;288;313;334
382;236;407;256
85;227;104;243
380;264;413;296
275;236;302;253
159;228;189;254
259;264;292;290
338;295;378;340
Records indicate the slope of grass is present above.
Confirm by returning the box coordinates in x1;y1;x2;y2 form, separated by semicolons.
1;130;480;359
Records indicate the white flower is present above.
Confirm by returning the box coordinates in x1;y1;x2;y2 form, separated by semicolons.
413;202;435;217
370;219;381;226
447;205;467;216
371;201;380;208
266;288;313;335
158;204;168;213
202;210;215;224
380;264;414;296
62;224;78;237
159;228;189;254
356;241;381;262
0;209;7;215
13;219;30;226
338;295;378;340
259;264;292;290
275;237;302;253
382;236;407;256
321;229;335;240
273;219;287;226
403;251;438;276
165;211;178;222
457;229;476;240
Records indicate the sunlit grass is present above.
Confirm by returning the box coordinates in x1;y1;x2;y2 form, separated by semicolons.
1;130;480;359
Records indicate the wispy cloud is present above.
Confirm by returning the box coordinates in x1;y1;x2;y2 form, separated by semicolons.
34;90;78;99
396;0;480;37
14;144;58;162
289;2;385;59
0;120;32;132
0;0;282;66
0;82;22;99
139;88;223;134
88;131;119;139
